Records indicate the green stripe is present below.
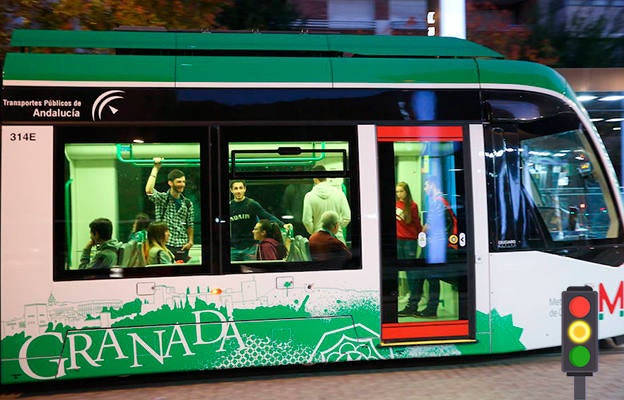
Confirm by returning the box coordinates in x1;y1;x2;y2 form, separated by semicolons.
478;59;575;97
331;58;479;84
176;32;330;52
4;53;175;82
176;56;332;83
11;29;176;49
327;34;502;58
10;29;503;59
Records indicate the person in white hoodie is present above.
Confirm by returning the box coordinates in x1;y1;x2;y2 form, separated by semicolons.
302;165;351;244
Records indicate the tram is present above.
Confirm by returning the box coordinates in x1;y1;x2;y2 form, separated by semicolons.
1;29;623;384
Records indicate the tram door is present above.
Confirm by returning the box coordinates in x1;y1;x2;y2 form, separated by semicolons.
377;126;475;344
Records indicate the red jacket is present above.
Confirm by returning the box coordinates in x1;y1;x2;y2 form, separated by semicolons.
256;238;286;260
309;230;352;263
396;200;422;240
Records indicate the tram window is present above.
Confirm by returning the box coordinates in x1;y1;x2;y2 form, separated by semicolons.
485;90;621;249
60;139;202;273
227;140;357;272
391;141;467;264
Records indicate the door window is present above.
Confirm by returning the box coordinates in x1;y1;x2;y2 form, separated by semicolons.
378;126;473;343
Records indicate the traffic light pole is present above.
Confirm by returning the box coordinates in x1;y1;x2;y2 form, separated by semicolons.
573;375;585;400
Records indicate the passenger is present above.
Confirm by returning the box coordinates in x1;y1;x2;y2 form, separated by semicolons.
128;212;150;243
281;181;313;237
145;157;194;262
79;218;121;269
308;210;352;264
145;221;175;265
402;177;458;318
395;182;426;317
302;165;351;243
230;180;293;261
253;219;287;260
395;181;423;259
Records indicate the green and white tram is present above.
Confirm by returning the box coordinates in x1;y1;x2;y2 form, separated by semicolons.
1;29;623;384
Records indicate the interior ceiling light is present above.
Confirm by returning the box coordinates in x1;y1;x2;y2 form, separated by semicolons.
606;118;624;122
599;95;624;102
577;95;597;102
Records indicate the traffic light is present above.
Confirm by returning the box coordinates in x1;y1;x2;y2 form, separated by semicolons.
561;286;598;376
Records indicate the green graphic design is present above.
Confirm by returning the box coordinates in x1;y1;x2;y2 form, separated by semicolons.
1;286;526;384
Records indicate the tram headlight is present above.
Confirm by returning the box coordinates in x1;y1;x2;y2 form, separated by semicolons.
561;286;598;375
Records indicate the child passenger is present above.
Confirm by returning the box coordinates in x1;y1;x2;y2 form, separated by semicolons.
253;219;287;260
145;222;175;265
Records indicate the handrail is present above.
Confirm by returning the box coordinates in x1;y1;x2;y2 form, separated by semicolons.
116;144;200;166
65;178;73;266
116;142;329;167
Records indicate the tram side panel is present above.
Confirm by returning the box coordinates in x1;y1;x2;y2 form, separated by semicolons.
0;124;391;384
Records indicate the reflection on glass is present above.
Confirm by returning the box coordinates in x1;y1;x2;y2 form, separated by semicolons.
393;141;466;262
522;130;618;241
392;133;465;322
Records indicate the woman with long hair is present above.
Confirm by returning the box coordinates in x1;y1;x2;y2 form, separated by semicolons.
145;221;175;265
395;181;426;318
396;181;423;259
253;219;287;260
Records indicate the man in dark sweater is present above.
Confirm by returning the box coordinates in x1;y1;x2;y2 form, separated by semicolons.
229;180;292;261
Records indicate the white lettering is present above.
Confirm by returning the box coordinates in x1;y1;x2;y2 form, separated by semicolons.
95;329;129;362
192;310;227;345
68;333;101;370
164;325;196;358
218;322;245;352
129;330;166;367
18;332;65;380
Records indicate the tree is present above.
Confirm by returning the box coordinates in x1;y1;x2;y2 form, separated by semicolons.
54;0;228;31
466;1;559;65
529;1;624;67
0;0;230;66
467;0;623;67
216;0;300;31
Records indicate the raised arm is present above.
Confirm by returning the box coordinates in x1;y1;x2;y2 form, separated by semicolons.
145;157;162;195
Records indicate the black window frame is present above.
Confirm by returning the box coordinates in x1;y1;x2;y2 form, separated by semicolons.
218;125;362;274
53;126;210;281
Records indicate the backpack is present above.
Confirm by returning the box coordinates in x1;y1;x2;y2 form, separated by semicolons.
286;235;311;262
117;240;146;267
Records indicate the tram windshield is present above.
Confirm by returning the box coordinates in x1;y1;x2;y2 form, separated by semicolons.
486;90;621;250
522;129;617;241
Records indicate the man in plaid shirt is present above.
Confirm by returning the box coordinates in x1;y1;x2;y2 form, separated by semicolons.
145;157;194;262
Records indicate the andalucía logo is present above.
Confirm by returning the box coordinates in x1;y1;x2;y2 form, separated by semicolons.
91;90;125;121
599;281;624;319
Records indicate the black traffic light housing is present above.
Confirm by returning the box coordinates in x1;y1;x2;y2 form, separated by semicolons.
561;286;598;376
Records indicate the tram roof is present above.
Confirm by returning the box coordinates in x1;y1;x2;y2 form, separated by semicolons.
9;29;504;59
4;29;575;100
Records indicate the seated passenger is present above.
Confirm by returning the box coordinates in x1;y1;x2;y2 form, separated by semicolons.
309;211;352;264
79;218;121;269
128;212;150;243
253;219;287;260
145;221;175;265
